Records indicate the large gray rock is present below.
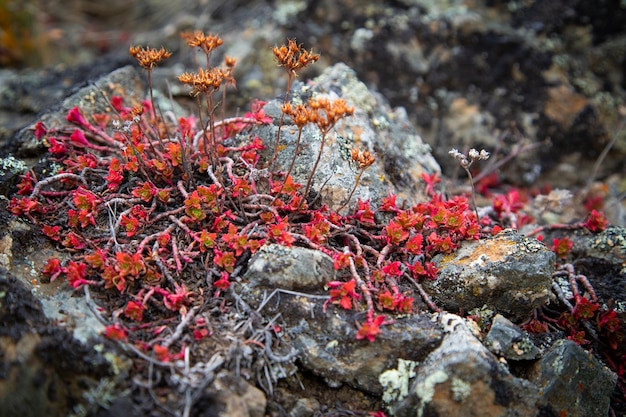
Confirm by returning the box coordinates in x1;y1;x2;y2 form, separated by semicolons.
528;339;617;417
387;313;539;417
241;244;444;395
250;63;440;211
426;229;555;321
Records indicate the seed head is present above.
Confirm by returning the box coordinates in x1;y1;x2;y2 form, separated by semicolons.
181;31;223;55
351;148;376;169
273;38;320;75
129;45;171;70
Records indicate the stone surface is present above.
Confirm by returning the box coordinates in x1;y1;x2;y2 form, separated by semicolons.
0;271;116;417
244;244;334;291
251;63;440;211
484;314;540;361
195;370;267;417
528;339;617;417
388;313;539;417
235;248;441;394
426;229;555;321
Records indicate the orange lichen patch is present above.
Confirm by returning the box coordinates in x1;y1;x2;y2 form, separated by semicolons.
431;379;506;417
544;85;588;129
440;236;517;267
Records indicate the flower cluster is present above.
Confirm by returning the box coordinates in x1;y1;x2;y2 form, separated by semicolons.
9;36;622;408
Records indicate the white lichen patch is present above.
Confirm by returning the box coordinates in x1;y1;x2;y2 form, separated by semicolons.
0;234;13;269
0;156;27;176
379;359;418;404
451;377;472;401
415;369;448;406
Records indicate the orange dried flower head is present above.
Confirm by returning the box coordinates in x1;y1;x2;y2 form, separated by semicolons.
130;104;144;119
282;102;313;128
307;97;354;132
351;148;376;169
224;55;237;69
178;67;226;96
273;38;320;75
129;45;171;70
181;31;223;55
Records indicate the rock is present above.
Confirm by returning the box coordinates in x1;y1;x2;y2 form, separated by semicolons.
567;226;626;312
192;370;267;417
484;314;540;361
244;244;334;291
252;63;440;211
578;226;626;266
425;229;555;321
238;284;443;395
387;313;539;417
528;339;617;417
0;271;117;417
293;312;442;395
288;397;320;417
12;65;145;158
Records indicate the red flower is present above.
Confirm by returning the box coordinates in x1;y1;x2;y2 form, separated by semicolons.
245;99;273;124
62;231;85;250
214;249;236;272
377;290;397;311
116;252;145;278
197;230;218;252
42;258;63;282
385;220;409;245
521;318;549;334
584;210;608;232
382;261;403;277
268;219;295;246
405;234;423;255
213;272;231;290
153;344;172;362
328;279;361;310
48;137;68;155
41;225;61;241
131;182;157;202
356;315;387;342
421;172;440;196
124;300;145;321
408;261;438;280
104;324;127;341
16;171;36;195
232;177;252;198
597;310;621;334
552;237;573;260
162;285;193;312
66;106;89;127
111;95;124;112
332;252;352;270
34;121;47;140
427;232;457;254
69;129;90;146
119;214;140;237
380;194;398;212
492;189;524;216
84;249;107;270
354;200;375;224
572;296;598;320
64;261;88;289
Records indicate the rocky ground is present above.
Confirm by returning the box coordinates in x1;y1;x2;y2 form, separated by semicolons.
1;1;625;417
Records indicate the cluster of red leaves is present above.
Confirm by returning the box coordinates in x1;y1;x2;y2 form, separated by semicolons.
9;85;487;351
